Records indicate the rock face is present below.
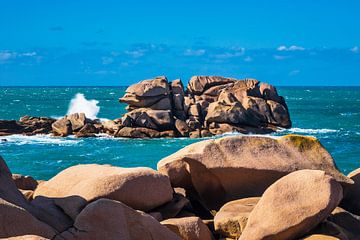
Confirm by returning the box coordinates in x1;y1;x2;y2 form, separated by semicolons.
340;168;360;215
214;197;260;238
52;113;100;137
117;75;291;138
161;216;213;240
56;198;181;240
33;164;174;213
0;116;55;136
157;134;351;210
239;170;343;240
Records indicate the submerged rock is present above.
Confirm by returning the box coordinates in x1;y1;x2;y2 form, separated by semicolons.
157;134;351;210
239;170;343;240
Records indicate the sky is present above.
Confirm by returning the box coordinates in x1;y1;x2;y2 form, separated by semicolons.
0;0;359;86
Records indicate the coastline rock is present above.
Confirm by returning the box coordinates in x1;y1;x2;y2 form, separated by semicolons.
33;164;173;213
214;197;260;238
239;170;343;240
157;134;351;210
56;198;181;240
0;116;55;136
340;168;360;215
51;118;72;136
161;216;213;240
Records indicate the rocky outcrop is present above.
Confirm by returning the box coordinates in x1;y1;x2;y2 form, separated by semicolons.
239;170;343;240
117;75;291;138
157;134;351;210
0;116;55;136
340;168;360;215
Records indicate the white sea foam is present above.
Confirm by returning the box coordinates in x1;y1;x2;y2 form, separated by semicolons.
0;134;79;146
283;127;339;134
67;93;100;120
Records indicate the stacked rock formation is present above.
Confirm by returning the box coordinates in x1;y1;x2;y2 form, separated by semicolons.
119;75;291;138
1;134;360;239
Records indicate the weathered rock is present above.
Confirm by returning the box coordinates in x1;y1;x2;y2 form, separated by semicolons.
116;127;175;138
157;135;351;210
55;198;181;240
205;101;252;126
239;170;343;240
0;117;55;136
20;189;34;200
304;220;350;240
214;197;260;238
101;118;123;134
151;193;191;220
12;174;38;190
161;216;213;240
175;119;191;137
0;120;24;136
51;118;72;136
340;168;360;215
33;164;173;214
326;207;360;239
0;198;56;239
301;234;342;240
75;123;98;138
187;76;236;95
122;108;174;131
171;79;185;95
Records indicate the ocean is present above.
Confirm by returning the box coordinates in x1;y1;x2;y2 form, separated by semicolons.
1;86;359;180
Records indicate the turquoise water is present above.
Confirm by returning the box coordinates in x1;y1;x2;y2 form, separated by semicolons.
1;87;360;180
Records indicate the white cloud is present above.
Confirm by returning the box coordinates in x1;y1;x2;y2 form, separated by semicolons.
244;56;253;62
289;70;300;76
0;51;14;61
213;47;245;59
124;49;147;58
277;45;305;51
21;52;37;57
350;46;359;53
183;49;206;56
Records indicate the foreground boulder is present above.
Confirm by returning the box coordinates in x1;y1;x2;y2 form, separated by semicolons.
33;164;173;215
239;170;343;240
214;197;260;238
158;134;351;210
340;168;360;215
161;216;213;240
56;199;181;240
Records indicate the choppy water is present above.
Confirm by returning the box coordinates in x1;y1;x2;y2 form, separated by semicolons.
0;86;359;180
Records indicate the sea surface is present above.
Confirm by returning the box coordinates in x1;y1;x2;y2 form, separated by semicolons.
1;86;360;180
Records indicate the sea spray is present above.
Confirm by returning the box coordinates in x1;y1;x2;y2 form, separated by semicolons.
67;93;100;119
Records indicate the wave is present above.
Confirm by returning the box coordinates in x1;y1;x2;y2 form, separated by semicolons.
340;112;360;116
281;127;339;134
0;134;79;146
67;93;100;120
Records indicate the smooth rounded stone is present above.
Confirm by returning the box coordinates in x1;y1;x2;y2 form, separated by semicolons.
340;168;360;215
157;135;351;210
161;216;213;240
214;197;260;238
205;101;252;126
33;164;173;213
12;174;38;190
0;198;56;239
187;76;236;95
55;198;181;240
65;113;87;131
239;170;343;240
7;235;51;239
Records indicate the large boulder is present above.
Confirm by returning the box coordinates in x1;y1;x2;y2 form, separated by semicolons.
214;197;260;238
161;216;213;240
33;164;174;214
55;198;181;240
157;135;351;210
52;113;89;136
0;116;55;136
239;170;343;240
340;168;360;215
12;174;38;190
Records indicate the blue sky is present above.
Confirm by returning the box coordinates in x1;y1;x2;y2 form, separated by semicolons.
0;0;359;86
